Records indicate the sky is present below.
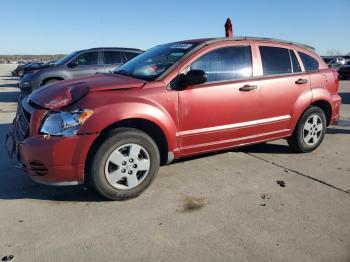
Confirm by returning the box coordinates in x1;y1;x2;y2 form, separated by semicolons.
0;0;349;56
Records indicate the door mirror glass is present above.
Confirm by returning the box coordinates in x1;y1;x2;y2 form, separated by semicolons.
170;70;207;90
186;69;207;86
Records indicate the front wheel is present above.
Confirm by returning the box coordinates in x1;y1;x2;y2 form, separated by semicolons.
287;106;326;153
89;128;160;200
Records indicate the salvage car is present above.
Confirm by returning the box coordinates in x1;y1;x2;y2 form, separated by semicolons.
6;37;341;200
12;61;45;77
18;47;143;93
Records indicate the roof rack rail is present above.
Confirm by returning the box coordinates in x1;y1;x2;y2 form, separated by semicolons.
207;36;315;51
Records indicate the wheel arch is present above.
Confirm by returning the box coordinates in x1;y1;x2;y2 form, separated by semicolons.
91;118;170;166
310;100;332;126
41;76;65;86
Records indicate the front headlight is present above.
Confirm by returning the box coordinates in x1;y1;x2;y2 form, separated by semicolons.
40;109;93;136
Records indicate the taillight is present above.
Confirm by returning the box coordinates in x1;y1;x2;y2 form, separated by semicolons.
332;68;339;92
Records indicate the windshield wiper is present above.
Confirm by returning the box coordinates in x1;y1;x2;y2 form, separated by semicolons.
113;70;132;77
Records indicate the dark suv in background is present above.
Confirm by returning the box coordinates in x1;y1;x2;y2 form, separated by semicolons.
19;47;143;93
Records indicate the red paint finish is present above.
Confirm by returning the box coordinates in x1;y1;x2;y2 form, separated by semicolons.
11;38;341;184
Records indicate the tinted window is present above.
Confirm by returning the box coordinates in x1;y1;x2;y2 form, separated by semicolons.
190;46;252;82
74;52;98;66
260;46;292;75
104;51;122;64
124;52;139;61
290;50;302;73
298;52;319;72
55;51;79;66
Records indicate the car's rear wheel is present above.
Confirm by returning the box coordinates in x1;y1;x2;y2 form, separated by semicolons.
287;106;326;153
89;128;160;200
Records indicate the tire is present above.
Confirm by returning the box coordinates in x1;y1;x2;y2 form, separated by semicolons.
287;106;326;153
89;128;160;200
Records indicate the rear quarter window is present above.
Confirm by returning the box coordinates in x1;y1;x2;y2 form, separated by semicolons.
298;51;319;72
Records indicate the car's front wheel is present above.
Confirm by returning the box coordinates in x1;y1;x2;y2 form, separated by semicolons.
89;128;160;200
287;106;326;153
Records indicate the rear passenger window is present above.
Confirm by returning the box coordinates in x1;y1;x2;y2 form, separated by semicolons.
298;52;319;72
190;46;252;82
104;51;122;64
289;50;302;73
259;46;291;75
124;52;139;61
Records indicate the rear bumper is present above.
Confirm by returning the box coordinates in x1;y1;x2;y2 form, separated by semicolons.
7;131;98;185
330;94;342;124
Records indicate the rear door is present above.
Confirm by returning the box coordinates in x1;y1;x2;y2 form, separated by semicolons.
103;50;123;72
68;50;103;78
254;44;311;134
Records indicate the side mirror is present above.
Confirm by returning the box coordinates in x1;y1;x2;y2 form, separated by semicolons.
171;69;207;90
185;70;207;86
67;61;78;68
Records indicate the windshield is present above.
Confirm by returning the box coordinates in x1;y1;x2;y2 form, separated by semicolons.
113;42;198;81
55;51;80;66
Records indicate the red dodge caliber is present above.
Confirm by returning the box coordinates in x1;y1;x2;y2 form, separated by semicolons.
6;37;341;200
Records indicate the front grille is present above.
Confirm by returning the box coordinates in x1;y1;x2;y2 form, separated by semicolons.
13;100;30;142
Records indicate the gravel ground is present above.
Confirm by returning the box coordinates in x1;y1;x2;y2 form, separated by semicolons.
0;64;349;262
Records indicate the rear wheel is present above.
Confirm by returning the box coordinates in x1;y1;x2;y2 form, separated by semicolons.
287;106;326;153
89;128;160;200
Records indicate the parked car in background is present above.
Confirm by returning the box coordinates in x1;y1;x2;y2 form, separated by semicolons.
7;37;341;200
321;56;334;65
338;61;350;79
18;47;143;93
12;61;45;77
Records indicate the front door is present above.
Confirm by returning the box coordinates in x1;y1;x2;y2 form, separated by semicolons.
68;50;103;77
178;45;262;156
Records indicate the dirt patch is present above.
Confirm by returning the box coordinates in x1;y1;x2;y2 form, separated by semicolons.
180;196;207;212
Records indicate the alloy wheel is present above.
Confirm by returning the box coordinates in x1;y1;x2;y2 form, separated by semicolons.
302;114;323;146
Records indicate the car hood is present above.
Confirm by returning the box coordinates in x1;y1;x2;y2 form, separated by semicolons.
29;74;147;110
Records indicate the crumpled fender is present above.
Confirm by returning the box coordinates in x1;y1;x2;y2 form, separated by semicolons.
78;99;179;153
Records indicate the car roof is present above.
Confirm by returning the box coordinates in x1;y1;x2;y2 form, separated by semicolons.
78;47;143;53
176;36;315;52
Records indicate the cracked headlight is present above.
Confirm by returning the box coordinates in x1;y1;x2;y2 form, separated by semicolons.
40;109;93;136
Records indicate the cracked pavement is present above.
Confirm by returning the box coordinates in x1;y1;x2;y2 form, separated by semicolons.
0;64;349;262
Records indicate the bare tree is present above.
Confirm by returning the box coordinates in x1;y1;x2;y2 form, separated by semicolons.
326;49;342;56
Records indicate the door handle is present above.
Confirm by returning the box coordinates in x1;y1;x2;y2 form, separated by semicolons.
239;85;257;91
295;78;308;84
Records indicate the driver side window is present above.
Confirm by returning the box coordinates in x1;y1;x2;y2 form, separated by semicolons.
190;46;253;82
73;51;98;66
